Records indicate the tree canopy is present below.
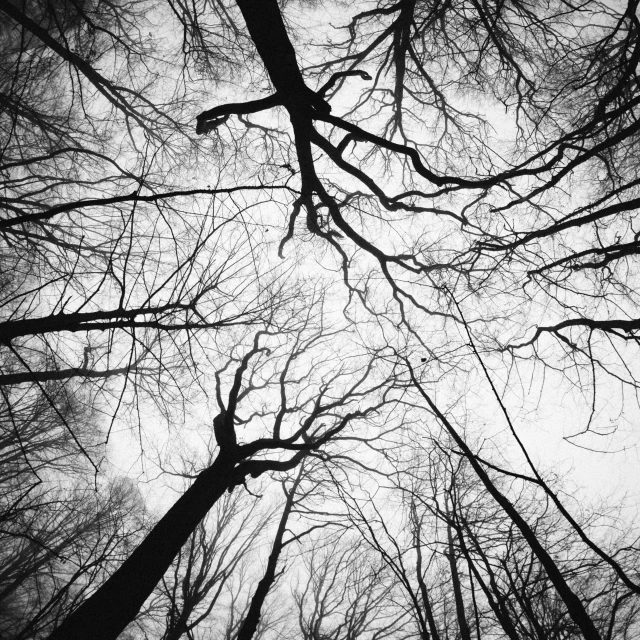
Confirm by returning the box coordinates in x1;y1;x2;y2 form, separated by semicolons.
1;0;640;638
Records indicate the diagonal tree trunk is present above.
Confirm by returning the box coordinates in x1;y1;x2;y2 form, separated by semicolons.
408;363;604;640
48;453;235;640
236;464;305;640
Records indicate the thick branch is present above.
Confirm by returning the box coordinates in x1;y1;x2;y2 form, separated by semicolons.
196;94;281;135
48;446;310;640
0;364;146;386
509;317;640;350
233;0;329;117
480;196;640;253
0;304;234;343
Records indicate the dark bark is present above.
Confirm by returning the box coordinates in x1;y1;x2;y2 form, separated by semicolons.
47;454;236;640
0;364;140;386
407;362;604;640
510;316;640;350
46;402;316;640
233;0;329;118
163;612;190;640
196;94;281;134
236;466;304;640
391;0;417;118
455;522;520;640
0;304;227;343
0;186;288;230
413;514;440;640
445;517;472;640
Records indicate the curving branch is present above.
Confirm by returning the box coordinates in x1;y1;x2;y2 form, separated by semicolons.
507;317;640;350
317;69;372;97
196;94;281;134
528;239;640;275
478;196;640;254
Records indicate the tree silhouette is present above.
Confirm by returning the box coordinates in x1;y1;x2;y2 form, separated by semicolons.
1;0;640;637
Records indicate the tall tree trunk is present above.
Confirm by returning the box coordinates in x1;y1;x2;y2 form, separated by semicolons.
445;511;472;640
48;454;235;640
409;366;603;640
456;522;520;640
236;465;304;640
413;508;440;640
233;0;327;117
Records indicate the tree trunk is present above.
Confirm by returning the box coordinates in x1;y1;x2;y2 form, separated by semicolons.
48;454;235;640
414;512;440;640
445;516;472;640
456;523;520;640
410;369;603;640
237;466;304;640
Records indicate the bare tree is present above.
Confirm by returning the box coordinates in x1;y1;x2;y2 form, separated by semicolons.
47;289;399;639
2;0;640;636
145;490;273;640
0;362;148;639
191;0;640;442
293;534;405;640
